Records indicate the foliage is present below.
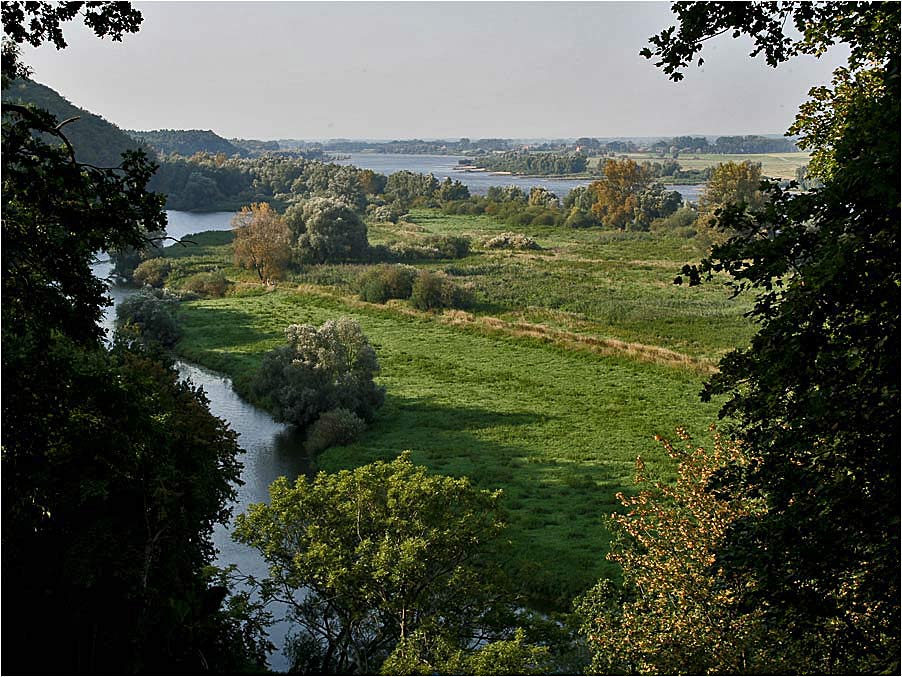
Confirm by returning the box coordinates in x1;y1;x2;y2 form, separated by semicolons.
563;207;600;229
1;77;151;167
653;2;900;672
175;286;729;611
698;160;765;214
133;256;172;288
382;627;551;675
181;269;230;298
483;232;541;251
527;186;560;209
2;6;264;671
385;169;439;207
577;430;769;674
304;407;367;455
233;453;520;675
410;270;474;311
116;288;182;349
128;128;243;157
292;196;370;264
379;234;471;263
231;201;291;282
469;151;588;176
650;205;698;237
437;176;471;201
250;317;385;428
358;264;418;303
589;158;655;230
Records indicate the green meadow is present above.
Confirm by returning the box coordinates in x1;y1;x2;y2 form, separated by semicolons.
166;209;754;609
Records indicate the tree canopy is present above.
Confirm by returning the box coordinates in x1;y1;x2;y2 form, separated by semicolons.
2;4;265;671
644;2;899;672
234;453;529;675
232;201;291;282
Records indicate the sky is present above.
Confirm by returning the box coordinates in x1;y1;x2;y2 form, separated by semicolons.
19;1;850;140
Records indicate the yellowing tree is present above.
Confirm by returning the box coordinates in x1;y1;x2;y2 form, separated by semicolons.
698;160;766;215
232;202;291;282
577;429;771;675
589;158;654;229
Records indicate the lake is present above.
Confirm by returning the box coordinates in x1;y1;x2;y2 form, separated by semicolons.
334;151;703;202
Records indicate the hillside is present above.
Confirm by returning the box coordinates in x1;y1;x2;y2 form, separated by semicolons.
128;128;244;157
2;78;151;168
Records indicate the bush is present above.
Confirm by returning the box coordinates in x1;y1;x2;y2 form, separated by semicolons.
115;289;182;348
181;270;230;297
251;318;385;428
425;234;470;259
292;197;369;264
410;271;474;311
358;265;417;303
304;408;366;455
133;257;172;288
384;235;471;262
484;232;541;251
564;208;599;229
650;205;698;237
386;241;442;262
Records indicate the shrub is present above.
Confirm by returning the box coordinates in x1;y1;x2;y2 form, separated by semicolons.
651;205;698;237
425;234;470;259
484;232;541;251
291;197;369;264
564;208;599;229
251;318;385;428
386;241;442;262
115;288;182;348
384;235;471;262
133;257;172;288
304;408;366;455
358;265;417;303
181;270;230;298
410;271;474;311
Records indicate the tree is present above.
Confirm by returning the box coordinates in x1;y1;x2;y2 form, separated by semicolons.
232;201;291;282
648;3;899;672
577;430;771;674
2;5;265;671
234;453;528;675
589;158;654;229
250;317;385;428
290;196;370;264
697;160;765;215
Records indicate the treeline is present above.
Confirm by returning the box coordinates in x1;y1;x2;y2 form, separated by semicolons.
466;151;589;175
312;134;797;156
128;128;244;157
149;153;392;211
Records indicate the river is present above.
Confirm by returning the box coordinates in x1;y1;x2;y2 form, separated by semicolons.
95;210;304;672
334;151;703;202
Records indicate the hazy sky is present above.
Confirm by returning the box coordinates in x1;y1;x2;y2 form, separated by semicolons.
20;1;849;140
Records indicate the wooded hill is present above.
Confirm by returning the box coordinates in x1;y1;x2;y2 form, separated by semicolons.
128;128;244;157
1;78;150;167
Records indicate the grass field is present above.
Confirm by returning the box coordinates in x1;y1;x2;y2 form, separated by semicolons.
164;209;754;610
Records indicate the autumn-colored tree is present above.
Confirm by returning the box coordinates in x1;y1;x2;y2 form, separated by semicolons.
231;202;291;282
577;430;771;675
698;160;765;215
589;158;654;229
